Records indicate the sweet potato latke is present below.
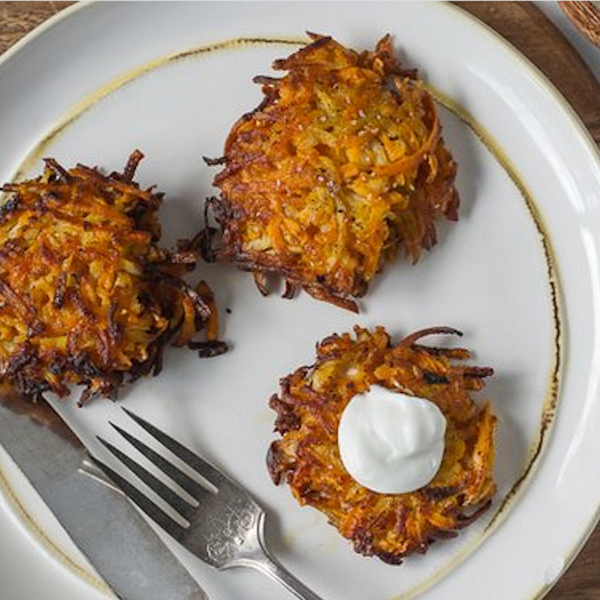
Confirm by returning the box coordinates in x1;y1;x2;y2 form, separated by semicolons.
268;326;496;563
205;34;459;312
0;152;224;405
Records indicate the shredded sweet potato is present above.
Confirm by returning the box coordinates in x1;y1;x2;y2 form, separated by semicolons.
206;34;459;312
0;151;225;405
268;326;496;563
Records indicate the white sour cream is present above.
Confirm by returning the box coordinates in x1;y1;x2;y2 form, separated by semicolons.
338;386;446;494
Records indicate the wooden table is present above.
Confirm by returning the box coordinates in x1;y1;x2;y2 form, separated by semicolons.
0;2;599;599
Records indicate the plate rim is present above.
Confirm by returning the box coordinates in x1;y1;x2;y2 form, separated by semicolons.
0;3;598;600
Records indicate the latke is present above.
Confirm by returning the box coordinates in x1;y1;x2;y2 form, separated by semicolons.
0;152;224;405
268;326;496;563
205;34;459;312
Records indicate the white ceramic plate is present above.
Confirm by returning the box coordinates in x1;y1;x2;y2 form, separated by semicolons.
0;3;599;599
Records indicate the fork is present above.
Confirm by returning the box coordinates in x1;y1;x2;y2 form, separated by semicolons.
91;408;324;600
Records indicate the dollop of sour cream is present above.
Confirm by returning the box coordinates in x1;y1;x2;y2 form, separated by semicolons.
338;386;447;494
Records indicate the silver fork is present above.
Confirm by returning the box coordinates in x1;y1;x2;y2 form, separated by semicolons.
91;408;324;600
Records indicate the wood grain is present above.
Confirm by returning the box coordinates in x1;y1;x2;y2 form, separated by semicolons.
456;1;600;146
0;2;599;599
560;1;600;49
0;1;72;52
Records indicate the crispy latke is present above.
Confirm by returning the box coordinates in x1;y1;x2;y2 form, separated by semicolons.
0;152;224;405
267;326;496;563
205;34;459;312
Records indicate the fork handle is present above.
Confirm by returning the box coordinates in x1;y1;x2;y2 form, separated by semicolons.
246;549;325;600
237;514;325;600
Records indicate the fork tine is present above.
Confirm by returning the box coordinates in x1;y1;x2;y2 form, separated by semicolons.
122;408;230;489
97;435;197;521
88;454;187;541
109;422;213;501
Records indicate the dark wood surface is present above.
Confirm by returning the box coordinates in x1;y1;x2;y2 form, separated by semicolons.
0;2;599;599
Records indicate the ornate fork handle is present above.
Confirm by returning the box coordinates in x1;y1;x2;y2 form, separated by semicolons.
247;550;324;600
91;408;326;600
227;513;324;600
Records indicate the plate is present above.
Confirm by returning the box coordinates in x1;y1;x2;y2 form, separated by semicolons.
0;3;599;599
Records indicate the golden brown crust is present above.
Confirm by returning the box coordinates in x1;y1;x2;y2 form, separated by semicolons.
267;326;496;563
206;34;459;311
0;151;225;404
